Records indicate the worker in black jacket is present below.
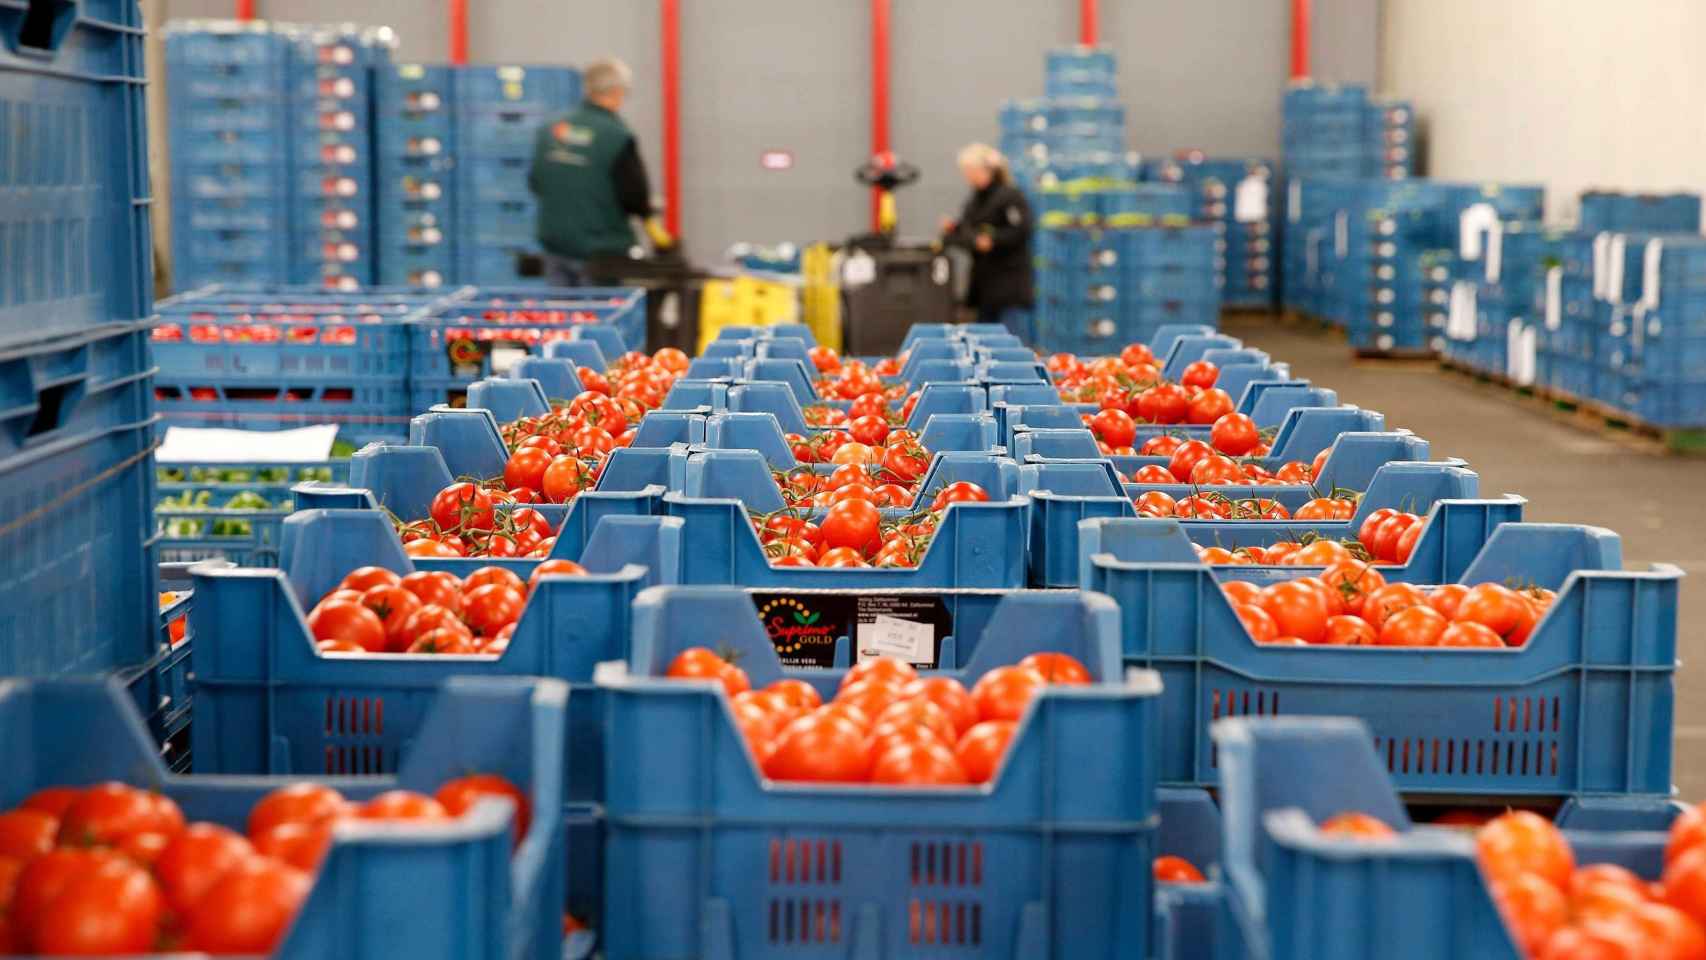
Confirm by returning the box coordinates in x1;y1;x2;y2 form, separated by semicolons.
940;143;1034;341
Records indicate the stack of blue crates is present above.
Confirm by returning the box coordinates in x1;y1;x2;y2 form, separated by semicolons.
1580;190;1702;233
166;21;294;289
1365;97;1417;179
999;46;1126;198
1437;184;1547;368
1323;179;1448;352
1045;46;1117;98
1033;184;1215;354
1145;155;1278;308
1282;82;1368;180
1284;83;1415;182
375;64;458;287
1593;233;1706;427
1;0;166;744
286;25;394;289
1280;177;1342;315
452;65;581;285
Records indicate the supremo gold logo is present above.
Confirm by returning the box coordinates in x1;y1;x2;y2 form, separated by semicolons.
757;596;835;655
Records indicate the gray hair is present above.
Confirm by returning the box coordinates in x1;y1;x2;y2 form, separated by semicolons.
957;142;1007;173
584;58;633;97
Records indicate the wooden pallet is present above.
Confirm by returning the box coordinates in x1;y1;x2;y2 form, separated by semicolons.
1439;360;1706;455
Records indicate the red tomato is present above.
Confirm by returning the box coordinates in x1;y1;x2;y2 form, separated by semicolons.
31;855;163;955
1134;490;1177;517
954;720;1018;784
1377;604;1448;646
1189;454;1245;485
1361;582;1430;627
541;455;595;503
970;665;1047;723
338;565;401;593
848;415;890;446
360;584;422;650
1666;846;1706;929
1320;560;1386;616
841;657;920;690
869;740;968;785
308;599;387;653
1428;583;1470;619
1438;621;1505;647
1322;614;1377;646
358;791;449;821
1136;384;1191;424
1236;603;1280;643
1495;872;1571;956
1260;581;1331;645
1186;388;1234;425
1140;435;1184;456
57;782;182;847
1153;855;1206;883
504;446;554;492
528;558;588;591
1018;652;1092;685
1318;812;1397;841
398;570;463;613
437;774;530;842
1456;583;1538;647
1394;519;1424;563
1209;413;1260;456
154;823;255;913
1478;810;1576;890
248;783;348;837
1167;440;1217;482
819;499;883;554
1370;512;1420;562
184;855;309;954
931;481;990;511
766;678;824;713
252;821;333;872
1090;408;1138;448
429;482;496;533
1180;360;1219;389
917;677;978;736
0;810;56;861
763;711;872;782
407;627;479;654
1131;464;1176;484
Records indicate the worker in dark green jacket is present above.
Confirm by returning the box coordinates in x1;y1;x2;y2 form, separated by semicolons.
528;57;673;287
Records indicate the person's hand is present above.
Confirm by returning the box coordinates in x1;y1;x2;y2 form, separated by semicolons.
939;216;956;234
973;233;993;253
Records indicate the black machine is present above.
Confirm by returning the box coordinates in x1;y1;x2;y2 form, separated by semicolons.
839;155;958;357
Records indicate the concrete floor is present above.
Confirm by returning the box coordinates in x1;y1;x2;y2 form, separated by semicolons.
1224;314;1706;800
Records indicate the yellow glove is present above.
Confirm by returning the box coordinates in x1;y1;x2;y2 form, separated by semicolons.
644;217;675;250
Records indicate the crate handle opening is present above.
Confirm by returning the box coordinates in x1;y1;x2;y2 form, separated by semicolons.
26;381;76;437
18;0;75;55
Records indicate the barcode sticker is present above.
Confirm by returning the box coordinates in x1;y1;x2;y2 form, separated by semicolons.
1234;177;1268;223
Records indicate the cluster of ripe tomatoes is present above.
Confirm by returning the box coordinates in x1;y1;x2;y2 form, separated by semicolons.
664;650;1092;785
753;478;990;569
0;775;525;954
1220;558;1553;647
806;346;910;400
1126;433;1329;487
1050;345;1234;426
401;348;693;559
1186;507;1426;565
302;562;586;656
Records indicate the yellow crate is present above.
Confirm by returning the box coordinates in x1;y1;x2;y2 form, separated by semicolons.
800;243;841;352
696;274;804;353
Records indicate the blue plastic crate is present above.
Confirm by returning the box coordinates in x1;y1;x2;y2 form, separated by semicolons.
1079;521;1678;797
1;674;568;960
0;324;158;679
155;460;351;565
1213;715;1683;960
601;584;1159;960
151;304;413;380
1;1;152;349
154;379;410;447
454;64;580;108
408;288;645;381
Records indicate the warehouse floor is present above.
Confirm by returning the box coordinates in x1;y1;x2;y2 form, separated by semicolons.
1225;314;1706;800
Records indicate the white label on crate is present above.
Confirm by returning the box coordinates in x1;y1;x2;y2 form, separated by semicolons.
157;425;338;463
1631;304;1647;352
419;136;443;156
332;77;355;99
1641;237;1664;310
400;64;426;79
1460;202;1498;260
1288;180;1302;222
489;345;528;375
1484;217;1504;284
1507;320;1524;379
1607;234;1628;304
418;91;442;111
1545;266;1563;330
857;615;935;664
1334;211;1348;258
1234;176;1268;223
417;270;444;287
1448;281;1477;340
1379;241;1397;258
1592;232;1612;299
333;210;358;230
421;181;443;200
932;256;951;286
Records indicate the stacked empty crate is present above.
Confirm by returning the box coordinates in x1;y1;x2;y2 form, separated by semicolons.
1;0;171;743
452;66;581;285
1033;183;1217;354
376;64;458;287
165;21;294;289
286;25;394;288
1283;82;1416;182
1145;154;1278;309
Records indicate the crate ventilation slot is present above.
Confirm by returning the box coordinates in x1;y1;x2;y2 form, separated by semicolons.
767;837;843;945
